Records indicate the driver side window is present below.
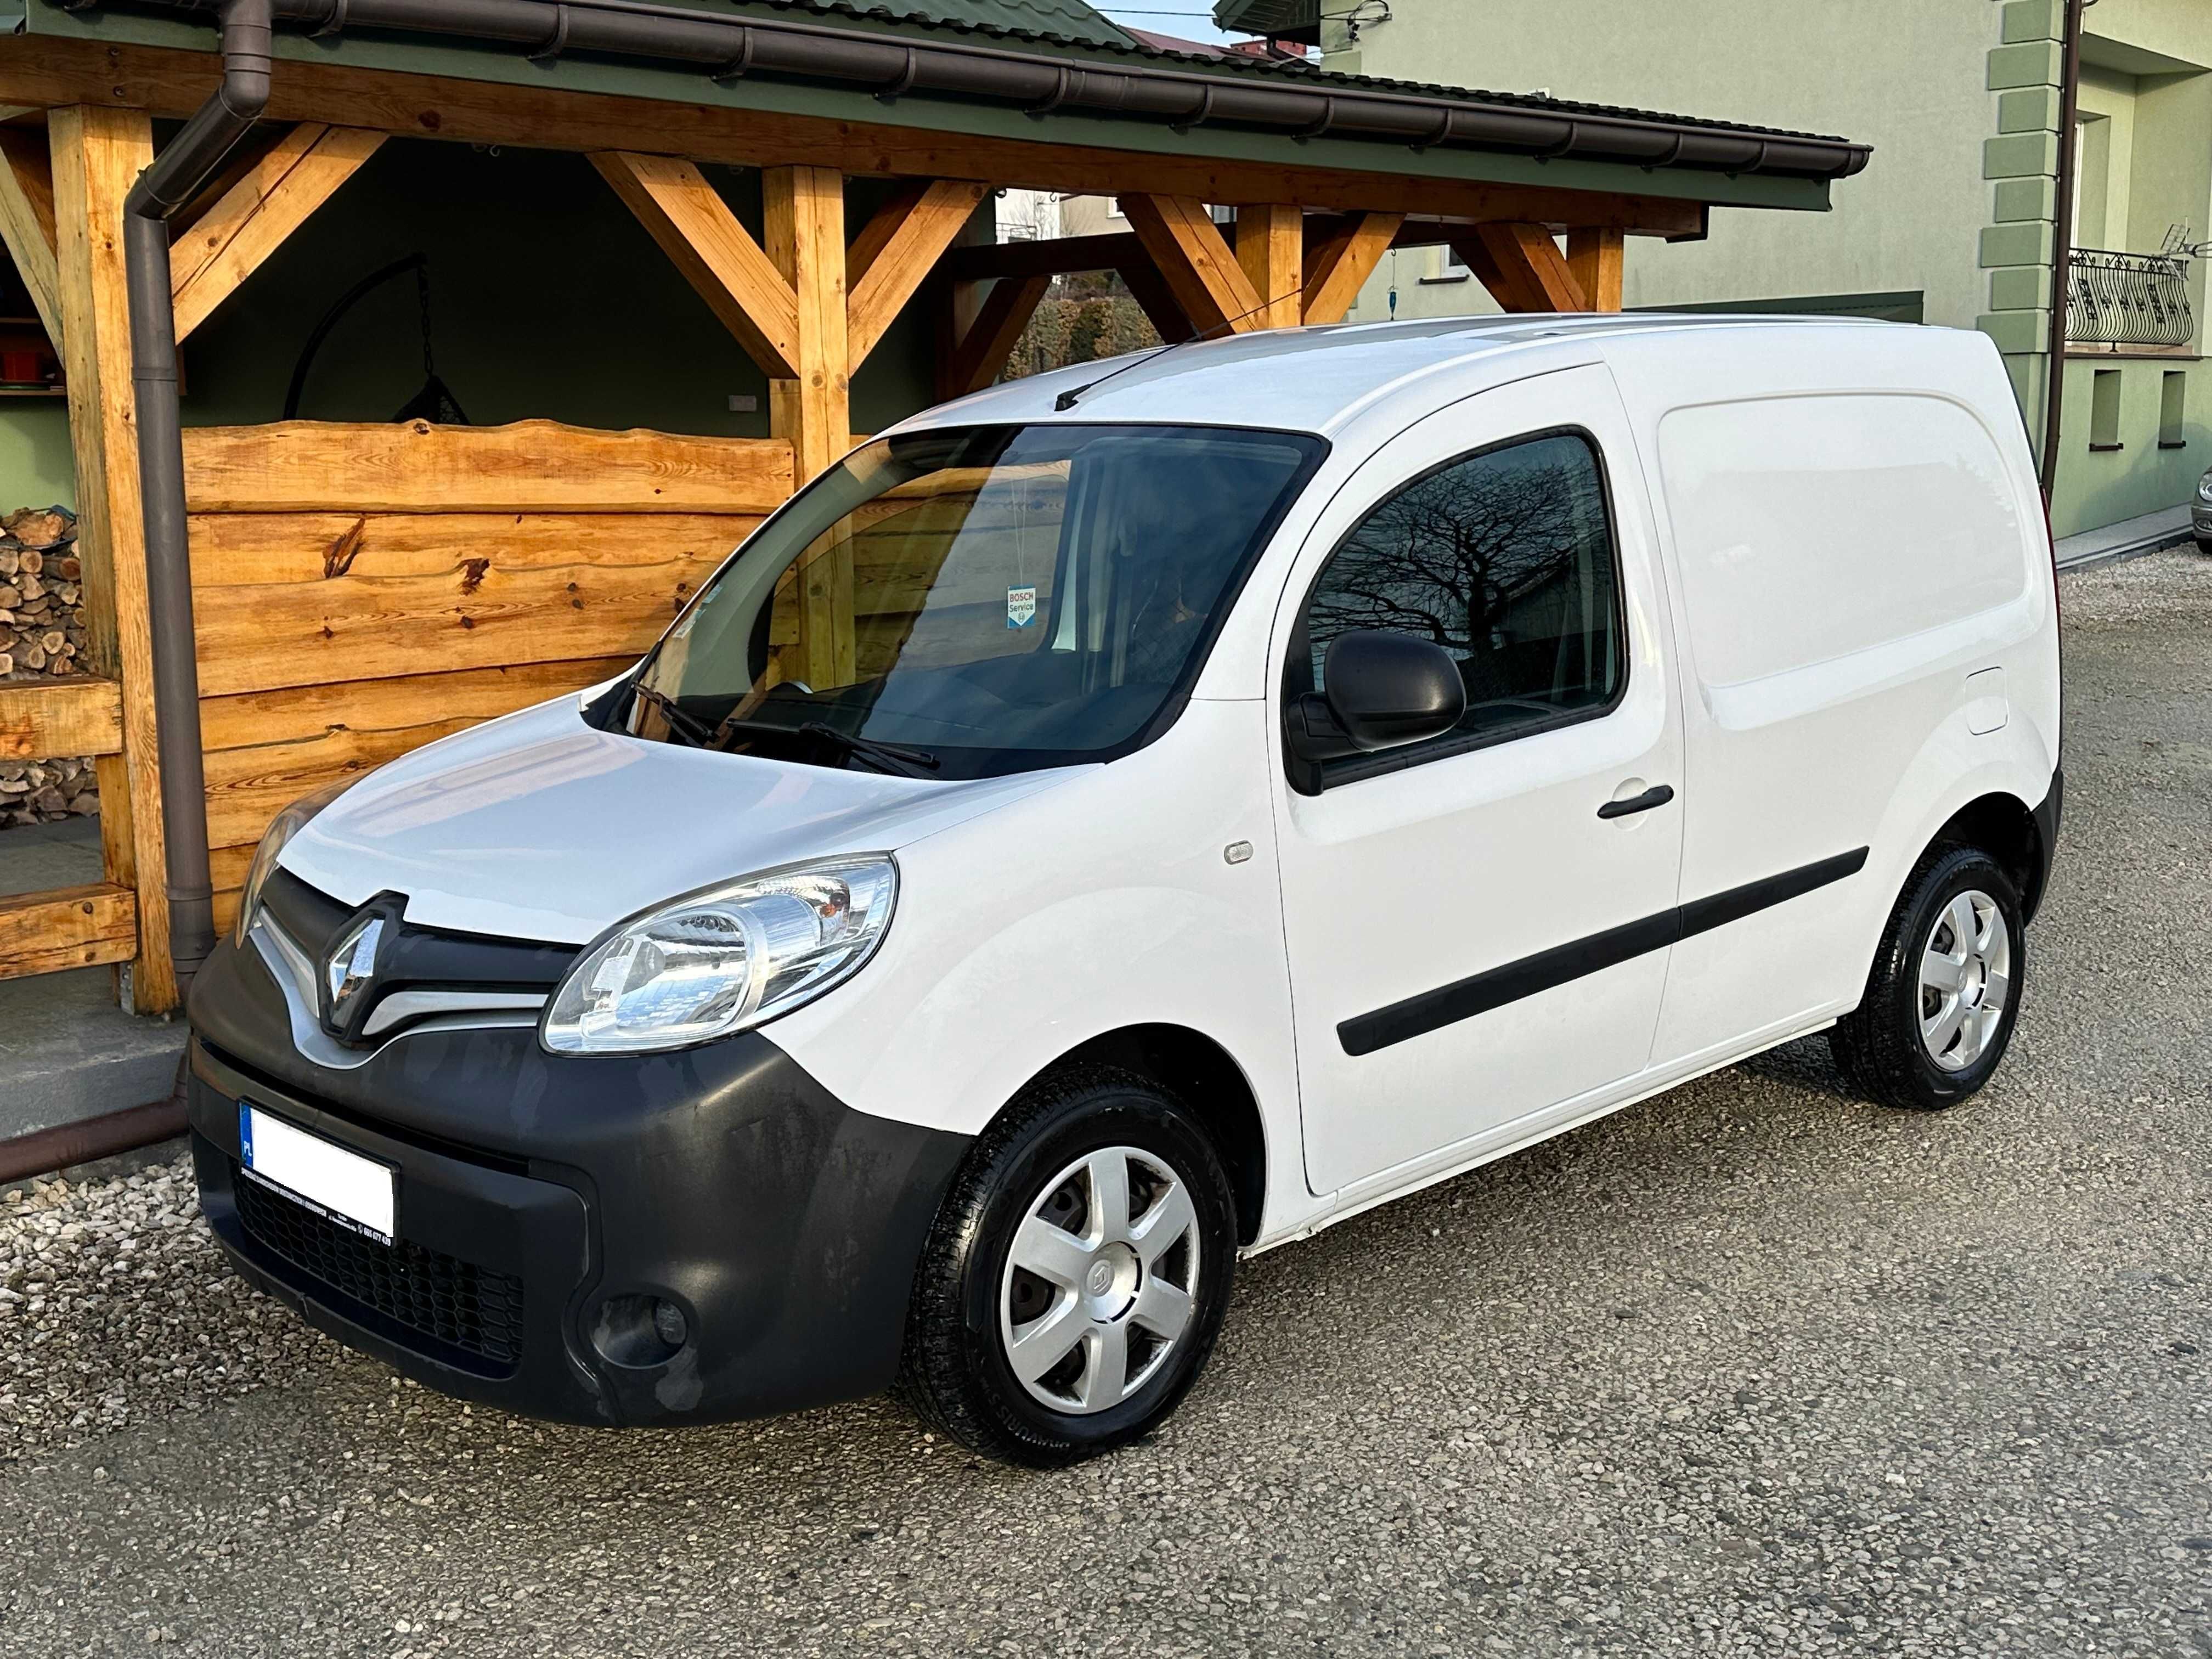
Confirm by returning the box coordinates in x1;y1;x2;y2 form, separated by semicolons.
1297;429;1625;774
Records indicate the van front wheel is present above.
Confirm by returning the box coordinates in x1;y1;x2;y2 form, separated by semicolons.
898;1066;1238;1466
1831;846;2026;1111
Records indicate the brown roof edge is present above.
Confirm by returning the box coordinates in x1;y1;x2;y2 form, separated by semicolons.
119;0;1872;183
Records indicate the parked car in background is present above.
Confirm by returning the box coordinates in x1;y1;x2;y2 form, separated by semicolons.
2194;466;2212;550
185;316;2062;1466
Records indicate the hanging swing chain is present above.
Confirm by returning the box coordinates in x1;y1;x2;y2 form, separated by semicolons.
417;259;438;381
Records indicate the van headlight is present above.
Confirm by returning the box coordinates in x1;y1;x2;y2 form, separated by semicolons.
234;776;357;947
541;857;898;1054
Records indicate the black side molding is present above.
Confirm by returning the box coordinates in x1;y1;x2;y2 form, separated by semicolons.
1338;847;1870;1058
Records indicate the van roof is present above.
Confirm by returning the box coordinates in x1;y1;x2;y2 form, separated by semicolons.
905;312;1908;438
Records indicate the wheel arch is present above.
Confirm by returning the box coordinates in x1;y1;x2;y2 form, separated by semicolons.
1927;789;2049;922
1013;1024;1269;1246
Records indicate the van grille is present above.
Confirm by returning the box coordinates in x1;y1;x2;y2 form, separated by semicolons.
234;1169;524;1372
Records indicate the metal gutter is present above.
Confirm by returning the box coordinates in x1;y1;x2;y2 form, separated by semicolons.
123;0;273;989
114;0;1870;183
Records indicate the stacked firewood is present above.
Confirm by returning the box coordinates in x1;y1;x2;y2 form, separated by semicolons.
0;505;99;828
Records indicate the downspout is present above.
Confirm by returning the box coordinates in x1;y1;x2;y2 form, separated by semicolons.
2039;0;2086;500
122;0;273;989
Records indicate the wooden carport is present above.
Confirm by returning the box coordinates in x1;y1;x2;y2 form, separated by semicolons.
0;0;1866;1010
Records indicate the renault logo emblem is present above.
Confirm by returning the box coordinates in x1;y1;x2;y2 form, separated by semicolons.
323;910;388;1039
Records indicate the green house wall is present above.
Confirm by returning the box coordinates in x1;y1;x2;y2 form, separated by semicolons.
1328;0;2212;541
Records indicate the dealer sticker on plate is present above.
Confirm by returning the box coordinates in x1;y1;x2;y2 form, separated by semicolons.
239;1103;395;1245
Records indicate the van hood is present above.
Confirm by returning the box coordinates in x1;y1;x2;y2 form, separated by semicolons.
276;695;1080;944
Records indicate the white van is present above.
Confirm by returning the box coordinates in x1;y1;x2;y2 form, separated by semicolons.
188;317;2061;1465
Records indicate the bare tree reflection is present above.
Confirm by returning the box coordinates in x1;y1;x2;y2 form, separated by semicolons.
1306;435;1618;715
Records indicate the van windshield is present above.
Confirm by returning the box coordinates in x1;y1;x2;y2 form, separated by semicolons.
629;424;1325;779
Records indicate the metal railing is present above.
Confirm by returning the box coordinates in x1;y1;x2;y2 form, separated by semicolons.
2067;246;2194;348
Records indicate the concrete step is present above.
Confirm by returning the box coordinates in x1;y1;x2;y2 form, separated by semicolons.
0;816;187;1142
2055;503;2198;571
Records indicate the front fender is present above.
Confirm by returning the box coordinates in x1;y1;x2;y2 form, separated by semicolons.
763;702;1305;1230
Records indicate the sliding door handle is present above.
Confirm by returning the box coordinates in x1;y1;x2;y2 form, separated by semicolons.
1598;783;1675;820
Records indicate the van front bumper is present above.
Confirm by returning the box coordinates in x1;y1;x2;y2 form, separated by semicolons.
185;935;969;1427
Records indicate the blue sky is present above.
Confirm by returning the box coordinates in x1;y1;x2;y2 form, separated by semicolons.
1094;5;1239;45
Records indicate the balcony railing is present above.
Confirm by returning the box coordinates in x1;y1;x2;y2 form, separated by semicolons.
2067;246;2194;348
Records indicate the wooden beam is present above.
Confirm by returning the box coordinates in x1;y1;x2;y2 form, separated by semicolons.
0;126;60;343
1567;225;1625;312
1116;258;1192;343
591;150;800;379
0;882;137;981
1301;211;1403;324
0;35;1719;236
0;676;122;761
941;275;1050;399
846;178;985;366
170;124;387;342
53;105;171;1011
1120;195;1263;336
1236;205;1303;330
945;230;1146;284
182;420;796;515
1469;221;1587;312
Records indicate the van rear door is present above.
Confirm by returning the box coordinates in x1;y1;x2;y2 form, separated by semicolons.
1271;365;1685;1199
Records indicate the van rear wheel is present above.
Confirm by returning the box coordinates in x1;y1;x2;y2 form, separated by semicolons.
897;1066;1238;1466
1830;846;2026;1111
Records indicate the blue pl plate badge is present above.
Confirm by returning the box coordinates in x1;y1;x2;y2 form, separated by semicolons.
1006;585;1037;629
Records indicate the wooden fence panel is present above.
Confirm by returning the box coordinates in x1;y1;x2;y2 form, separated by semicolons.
185;420;794;922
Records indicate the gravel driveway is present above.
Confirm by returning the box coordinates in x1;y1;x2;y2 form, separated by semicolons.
3;551;2208;1658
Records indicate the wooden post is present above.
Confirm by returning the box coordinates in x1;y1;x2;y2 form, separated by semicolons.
50;106;172;1011
1566;227;1626;313
1235;205;1303;330
764;165;853;685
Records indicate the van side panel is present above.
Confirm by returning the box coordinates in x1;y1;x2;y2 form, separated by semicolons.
1612;330;2059;1069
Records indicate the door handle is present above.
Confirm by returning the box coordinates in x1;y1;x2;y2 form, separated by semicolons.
1598;783;1675;820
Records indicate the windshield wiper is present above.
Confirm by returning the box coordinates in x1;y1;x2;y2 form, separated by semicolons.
712;716;939;778
629;682;716;749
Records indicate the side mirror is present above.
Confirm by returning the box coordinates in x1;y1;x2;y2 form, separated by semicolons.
1286;630;1467;764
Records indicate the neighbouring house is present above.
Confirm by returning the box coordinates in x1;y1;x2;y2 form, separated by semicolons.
0;0;1865;1012
1215;0;2212;540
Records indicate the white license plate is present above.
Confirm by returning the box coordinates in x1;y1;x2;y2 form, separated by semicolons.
239;1103;395;1245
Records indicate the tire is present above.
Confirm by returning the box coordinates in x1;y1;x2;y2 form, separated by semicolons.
897;1065;1239;1467
1830;845;2027;1111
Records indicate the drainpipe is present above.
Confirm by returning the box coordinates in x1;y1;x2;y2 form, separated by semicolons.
2039;0;2086;500
121;0;273;990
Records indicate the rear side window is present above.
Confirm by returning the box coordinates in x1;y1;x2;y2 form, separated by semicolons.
1294;430;1625;772
1657;394;2028;689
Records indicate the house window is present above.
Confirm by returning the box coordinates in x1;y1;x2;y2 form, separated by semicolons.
2072;114;2113;249
2160;371;2187;449
2089;369;2123;452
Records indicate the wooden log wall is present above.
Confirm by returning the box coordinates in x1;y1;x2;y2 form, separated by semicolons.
182;417;795;932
